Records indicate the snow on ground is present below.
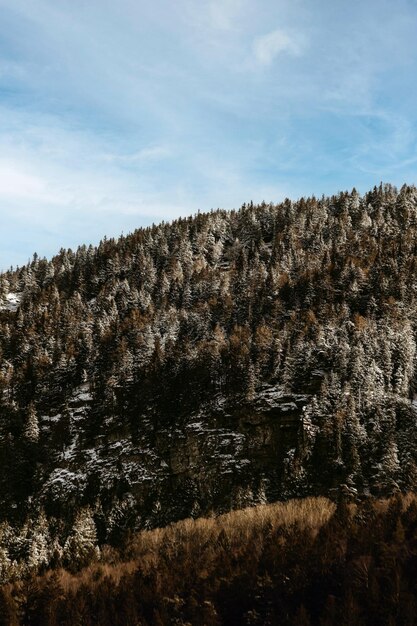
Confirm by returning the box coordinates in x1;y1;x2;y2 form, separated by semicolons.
72;383;93;404
0;292;21;312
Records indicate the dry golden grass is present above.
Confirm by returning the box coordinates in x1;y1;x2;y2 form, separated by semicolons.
6;494;417;625
38;496;336;596
126;496;336;585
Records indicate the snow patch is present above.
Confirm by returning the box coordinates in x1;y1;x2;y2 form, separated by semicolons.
0;292;21;312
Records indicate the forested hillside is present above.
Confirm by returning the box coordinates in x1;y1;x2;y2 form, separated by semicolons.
2;494;417;625
1;183;417;578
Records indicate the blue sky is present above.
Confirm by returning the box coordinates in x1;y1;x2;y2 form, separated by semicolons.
1;0;417;269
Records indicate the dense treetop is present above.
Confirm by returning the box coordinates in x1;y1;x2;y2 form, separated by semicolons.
2;182;417;409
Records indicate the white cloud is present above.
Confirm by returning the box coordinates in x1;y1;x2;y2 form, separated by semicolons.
253;29;305;65
1;0;417;269
183;0;247;32
0;162;48;199
207;0;246;31
102;145;172;165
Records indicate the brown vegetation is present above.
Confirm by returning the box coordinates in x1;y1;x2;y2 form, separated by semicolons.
3;494;417;625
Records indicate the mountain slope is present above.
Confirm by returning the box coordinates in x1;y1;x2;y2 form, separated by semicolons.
1;183;417;576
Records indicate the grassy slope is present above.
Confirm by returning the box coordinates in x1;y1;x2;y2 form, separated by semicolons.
3;494;417;625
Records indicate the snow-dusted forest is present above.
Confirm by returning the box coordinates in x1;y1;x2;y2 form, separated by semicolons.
1;183;417;581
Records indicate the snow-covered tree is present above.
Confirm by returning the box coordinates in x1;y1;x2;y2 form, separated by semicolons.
24;402;39;443
64;507;99;570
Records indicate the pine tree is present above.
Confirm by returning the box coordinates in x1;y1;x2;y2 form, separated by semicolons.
21;511;50;574
64;507;99;570
24;403;39;443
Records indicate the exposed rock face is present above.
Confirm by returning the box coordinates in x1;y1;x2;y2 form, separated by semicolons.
0;292;21;312
34;384;309;531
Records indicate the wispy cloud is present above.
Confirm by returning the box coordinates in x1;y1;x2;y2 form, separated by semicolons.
0;162;47;199
0;0;417;269
253;29;305;65
206;0;247;31
102;145;172;165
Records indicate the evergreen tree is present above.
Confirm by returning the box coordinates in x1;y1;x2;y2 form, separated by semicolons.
24;403;39;443
64;507;99;571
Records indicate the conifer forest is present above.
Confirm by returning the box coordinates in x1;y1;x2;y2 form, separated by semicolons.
2;183;417;623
